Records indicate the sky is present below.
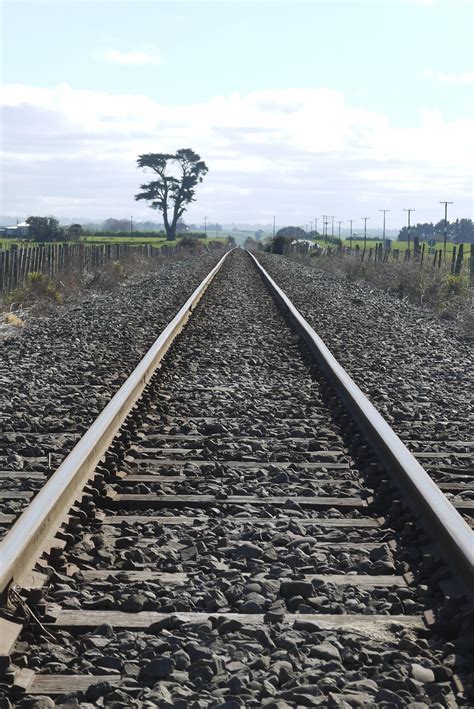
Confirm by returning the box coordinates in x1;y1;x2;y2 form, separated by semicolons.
1;0;473;232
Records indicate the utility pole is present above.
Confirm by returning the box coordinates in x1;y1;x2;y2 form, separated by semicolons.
379;209;390;244
337;221;343;240
403;208;415;251
310;220;313;234
362;217;370;250
349;219;355;249
314;217;318;234
272;216;275;238
322;216;328;241
330;216;335;238
204;216;208;237
439;201;453;254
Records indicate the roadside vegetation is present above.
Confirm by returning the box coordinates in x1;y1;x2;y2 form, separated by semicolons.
263;235;473;326
1;237;229;325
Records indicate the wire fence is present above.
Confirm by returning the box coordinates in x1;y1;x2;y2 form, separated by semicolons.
288;241;474;280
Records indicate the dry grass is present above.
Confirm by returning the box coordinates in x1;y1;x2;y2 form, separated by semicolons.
289;249;472;324
3;312;25;327
1;241;225;320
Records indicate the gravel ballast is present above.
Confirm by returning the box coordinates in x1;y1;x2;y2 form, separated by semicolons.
255;253;474;523
0;248;226;530
3;250;471;708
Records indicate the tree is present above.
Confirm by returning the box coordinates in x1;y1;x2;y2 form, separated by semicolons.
270;234;293;254
397;218;473;244
26;216;63;242
68;224;83;239
276;226;306;239
102;218;131;233
135;149;208;241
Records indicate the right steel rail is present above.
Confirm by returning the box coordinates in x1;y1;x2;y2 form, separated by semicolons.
249;251;474;594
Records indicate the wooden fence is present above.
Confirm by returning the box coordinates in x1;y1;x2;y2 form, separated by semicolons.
0;241;182;296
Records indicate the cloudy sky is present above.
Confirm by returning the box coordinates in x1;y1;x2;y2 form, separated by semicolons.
1;0;473;230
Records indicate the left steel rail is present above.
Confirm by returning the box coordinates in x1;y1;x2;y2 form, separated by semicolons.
0;249;232;598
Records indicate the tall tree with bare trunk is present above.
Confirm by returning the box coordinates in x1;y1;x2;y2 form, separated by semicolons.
135;149;208;241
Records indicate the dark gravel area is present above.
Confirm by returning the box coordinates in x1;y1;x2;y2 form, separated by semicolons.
4;250;471;708
0;248;226;529
255;253;474;519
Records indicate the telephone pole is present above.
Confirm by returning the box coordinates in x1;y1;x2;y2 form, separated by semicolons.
439;201;453;254
379;209;390;244
314;217;318;234
204;216;208;236
348;219;355;249
337;221;343;239
362;217;370;250
322;215;329;241
403;208;415;251
330;216;335;238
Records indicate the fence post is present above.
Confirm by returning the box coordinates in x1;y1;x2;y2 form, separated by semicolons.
450;246;457;275
0;250;5;294
454;243;464;276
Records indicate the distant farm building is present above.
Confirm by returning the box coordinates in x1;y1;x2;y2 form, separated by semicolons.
1;221;30;237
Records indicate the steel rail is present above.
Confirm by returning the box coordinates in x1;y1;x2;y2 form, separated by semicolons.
0;249;232;597
248;251;474;593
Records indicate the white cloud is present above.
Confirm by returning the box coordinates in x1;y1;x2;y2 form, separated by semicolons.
98;49;162;66
424;70;474;84
1;82;473;223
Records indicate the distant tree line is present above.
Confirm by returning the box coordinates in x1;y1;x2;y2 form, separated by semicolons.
398;219;473;243
16;215;222;243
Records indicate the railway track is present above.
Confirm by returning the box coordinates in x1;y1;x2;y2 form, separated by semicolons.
0;249;472;707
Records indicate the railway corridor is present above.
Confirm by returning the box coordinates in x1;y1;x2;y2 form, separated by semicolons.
0;250;472;707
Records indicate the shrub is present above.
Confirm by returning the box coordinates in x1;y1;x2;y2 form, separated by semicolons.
4;272;63;308
180;236;205;249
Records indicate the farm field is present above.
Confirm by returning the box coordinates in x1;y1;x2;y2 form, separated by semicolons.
0;235;227;250
312;238;467;254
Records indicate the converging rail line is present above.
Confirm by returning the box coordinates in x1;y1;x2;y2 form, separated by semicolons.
0;249;472;706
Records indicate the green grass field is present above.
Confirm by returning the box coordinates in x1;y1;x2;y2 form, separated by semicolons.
313;238;466;254
1;235;227;250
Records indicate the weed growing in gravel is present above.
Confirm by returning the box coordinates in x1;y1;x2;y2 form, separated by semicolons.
4;272;63;309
